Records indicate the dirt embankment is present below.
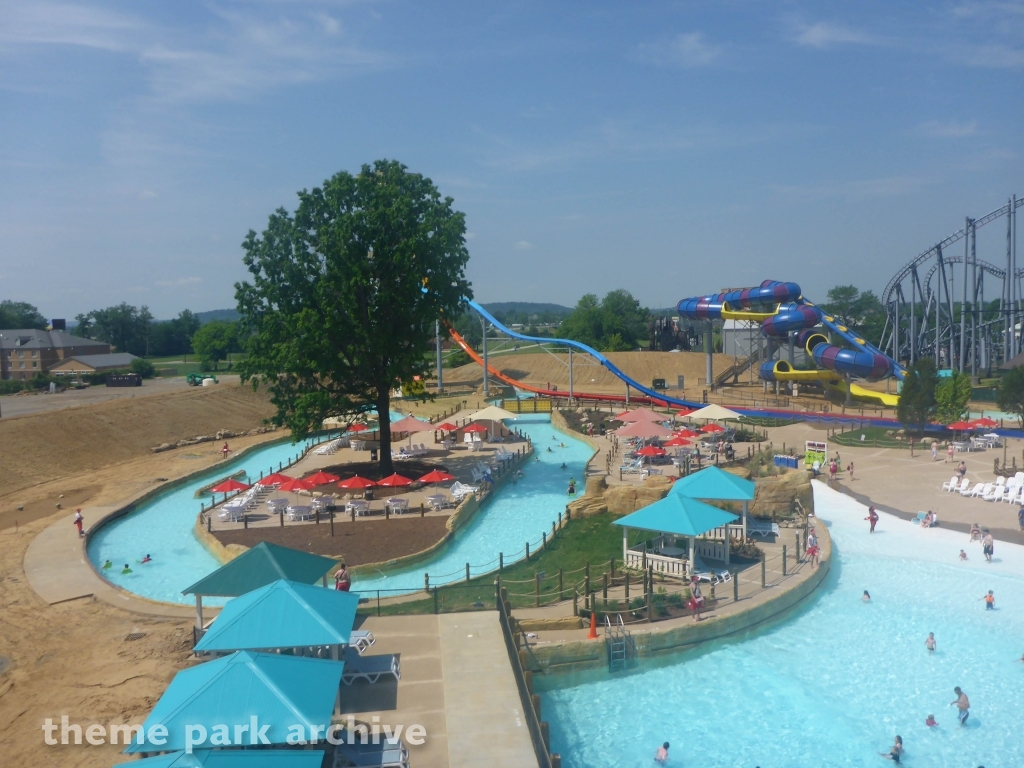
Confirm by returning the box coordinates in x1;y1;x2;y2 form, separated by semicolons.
444;350;735;394
0;517;197;768
0;384;277;529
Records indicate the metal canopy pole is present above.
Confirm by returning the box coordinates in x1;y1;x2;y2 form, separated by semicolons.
481;317;489;397
910;268;917;364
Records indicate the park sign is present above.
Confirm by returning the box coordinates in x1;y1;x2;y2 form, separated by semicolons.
805;440;827;468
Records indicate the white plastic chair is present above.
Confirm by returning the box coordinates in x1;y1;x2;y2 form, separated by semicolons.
942;476;959;492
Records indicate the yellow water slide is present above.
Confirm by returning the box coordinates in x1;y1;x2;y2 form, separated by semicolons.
827;379;900;407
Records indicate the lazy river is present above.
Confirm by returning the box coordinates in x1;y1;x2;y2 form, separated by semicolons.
540;482;1024;767
86;414;592;604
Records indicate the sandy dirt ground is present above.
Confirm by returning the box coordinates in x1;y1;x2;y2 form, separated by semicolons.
0;383;277;521
0;388;481;767
444;350;735;394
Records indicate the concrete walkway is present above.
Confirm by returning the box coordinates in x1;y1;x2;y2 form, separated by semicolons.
24;507;206;619
339;612;538;768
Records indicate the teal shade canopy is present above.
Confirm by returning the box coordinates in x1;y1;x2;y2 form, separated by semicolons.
613;493;739;537
124;651;343;754
183;542;337;597
194;579;358;652
669;466;755;501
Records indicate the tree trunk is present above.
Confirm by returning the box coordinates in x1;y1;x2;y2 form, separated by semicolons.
377;389;393;475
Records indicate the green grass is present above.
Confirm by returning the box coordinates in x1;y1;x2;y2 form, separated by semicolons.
357;513;648;616
832;424;916;448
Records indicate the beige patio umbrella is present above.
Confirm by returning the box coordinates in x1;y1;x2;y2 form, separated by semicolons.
467;405;519;422
686;404;742;422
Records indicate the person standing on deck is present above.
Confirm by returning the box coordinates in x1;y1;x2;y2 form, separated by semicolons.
73;509;84;537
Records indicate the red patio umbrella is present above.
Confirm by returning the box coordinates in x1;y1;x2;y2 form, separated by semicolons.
971;417;998;428
675;428;700;438
304;471;341;485
436;422;458;432
636;446;667;457
615;420;674;438
256;472;294;486
662;437;691;447
418;469;456;484
209;478;251;494
389;415;433;433
338;475;377;490
675;409;694;417
348;423;369;433
947;421;975;431
378;473;414;488
463;423;489;433
700;424;726;433
276;477;315;493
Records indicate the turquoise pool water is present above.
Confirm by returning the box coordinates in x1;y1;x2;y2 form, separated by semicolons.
86;414;592;605
87;437;320;605
352;414;592;593
540;482;1024;767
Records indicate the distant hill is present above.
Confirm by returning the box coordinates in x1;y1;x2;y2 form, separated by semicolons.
482;302;573;317
195;308;240;324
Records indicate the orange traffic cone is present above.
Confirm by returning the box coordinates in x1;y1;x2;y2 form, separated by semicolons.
587;612;598;640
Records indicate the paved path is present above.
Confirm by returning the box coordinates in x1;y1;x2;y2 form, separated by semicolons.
339;612;538;768
24;507;210;619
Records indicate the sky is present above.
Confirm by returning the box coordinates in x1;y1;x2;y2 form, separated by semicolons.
0;1;1022;320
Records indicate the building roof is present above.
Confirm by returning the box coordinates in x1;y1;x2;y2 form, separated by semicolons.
0;328;108;351
183;542;338;597
50;352;138;371
194;579;359;653
1000;351;1024;370
125;650;344;754
120;750;326;768
613;493;739;537
670;466;756;501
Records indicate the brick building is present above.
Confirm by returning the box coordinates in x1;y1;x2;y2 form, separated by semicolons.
0;329;110;380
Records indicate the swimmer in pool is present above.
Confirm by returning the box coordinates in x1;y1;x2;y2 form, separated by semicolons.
950;687;970;725
141;554;152;564
121;564;133;575
559;442;565;447
925;714;937;727
879;735;902;763
862;590;871;602
560;462;567;469
546;447;553;453
959;549;968;561
654;742;669;763
102;560;112;570
926;633;936;652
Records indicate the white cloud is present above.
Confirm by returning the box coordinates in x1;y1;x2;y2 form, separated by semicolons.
0;2;140;52
155;276;202;288
514;241;535;250
917;119;978;138
793;21;880;49
637;32;721;68
464;232;476;241
139;189;159;199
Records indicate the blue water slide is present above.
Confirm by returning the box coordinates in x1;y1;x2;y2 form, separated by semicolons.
813;309;907;381
466;300;703;408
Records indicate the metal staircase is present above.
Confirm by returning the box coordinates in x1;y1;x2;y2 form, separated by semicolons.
605;614;634;672
714;343;766;386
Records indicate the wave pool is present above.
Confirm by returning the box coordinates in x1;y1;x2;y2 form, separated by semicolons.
541;482;1024;767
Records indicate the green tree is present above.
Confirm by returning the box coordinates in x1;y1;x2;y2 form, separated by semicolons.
559;290;648;352
191;320;238;370
559;293;603;348
236;160;472;473
130;357;157;378
896;357;938;433
76;303;154;355
821;285;887;345
997;365;1024;427
935;371;972;424
0;300;47;330
149;310;202;357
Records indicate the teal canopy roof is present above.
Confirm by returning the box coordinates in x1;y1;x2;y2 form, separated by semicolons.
117;750;325;768
125;651;343;754
183;542;337;597
669;466;755;501
194;579;359;653
613;494;738;537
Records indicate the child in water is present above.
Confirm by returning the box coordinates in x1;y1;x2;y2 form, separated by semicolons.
981;590;995;609
141;554;152;564
925;714;937;727
959;549;968;561
862;590;871;602
102;560;112;570
654;742;669;763
121;564;133;575
925;633;936;652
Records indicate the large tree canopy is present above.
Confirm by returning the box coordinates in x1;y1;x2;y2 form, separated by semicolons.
236;160;472;473
0;300;47;330
74;303;154;355
559;290;649;352
896;357;938;433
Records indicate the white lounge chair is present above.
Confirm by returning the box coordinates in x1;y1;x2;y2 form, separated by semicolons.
349;630;375;655
450;481;479;501
620;458;643;474
961;481;984;497
973;482;994;499
953;478;970;494
746;518;779;539
341;648;401;685
941;476;960;492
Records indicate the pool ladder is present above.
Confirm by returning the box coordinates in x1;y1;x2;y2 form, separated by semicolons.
605;614;635;672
